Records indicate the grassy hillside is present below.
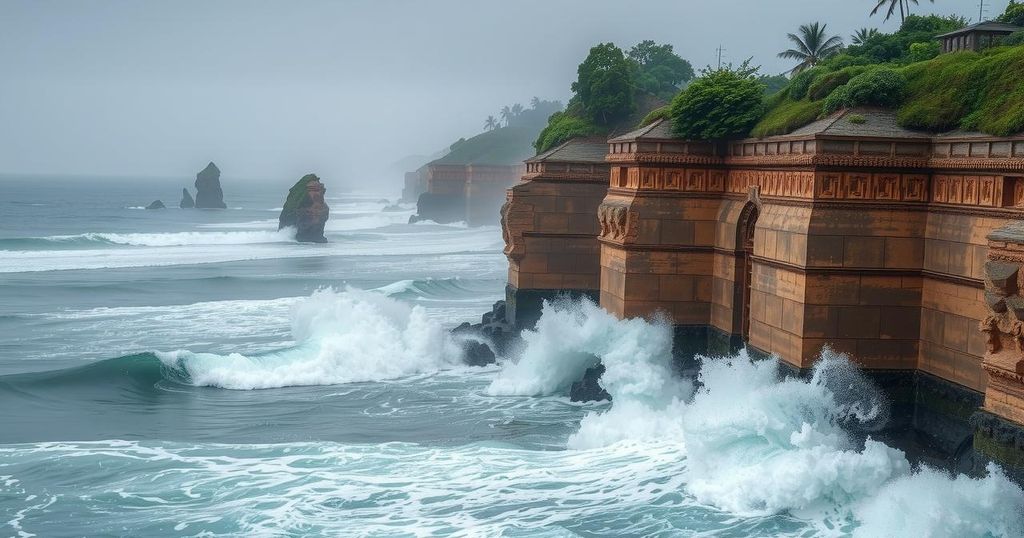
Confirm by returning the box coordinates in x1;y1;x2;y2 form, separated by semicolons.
752;45;1024;138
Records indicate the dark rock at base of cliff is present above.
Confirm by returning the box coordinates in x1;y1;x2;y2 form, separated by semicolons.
179;188;195;208
279;174;330;243
146;200;166;209
461;340;496;367
569;364;611;402
194;162;227;209
452;301;514;366
382;203;406;212
409;192;466;224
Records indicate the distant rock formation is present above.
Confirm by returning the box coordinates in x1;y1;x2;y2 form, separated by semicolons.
146;200;166;209
179;188;195;208
279;174;330;243
194;162;226;209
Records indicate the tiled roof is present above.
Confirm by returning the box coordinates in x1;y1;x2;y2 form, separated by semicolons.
528;137;608;163
608;118;674;142
936;21;1023;38
787;108;930;139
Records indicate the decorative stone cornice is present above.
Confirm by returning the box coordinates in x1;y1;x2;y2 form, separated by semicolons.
606;152;725;166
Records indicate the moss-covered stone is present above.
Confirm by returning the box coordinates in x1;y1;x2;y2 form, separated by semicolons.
278;174;329;243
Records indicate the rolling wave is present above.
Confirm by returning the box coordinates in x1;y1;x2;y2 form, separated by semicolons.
0;229;296;250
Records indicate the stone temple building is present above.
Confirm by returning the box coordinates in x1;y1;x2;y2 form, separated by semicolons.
500;107;1024;475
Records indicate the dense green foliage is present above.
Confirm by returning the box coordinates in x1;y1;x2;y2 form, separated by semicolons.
1003;31;1024;47
669;64;765;140
627;41;695;99
758;74;790;95
438;99;562;165
572;43;635;126
846;15;964;64
899;46;1024;135
534;111;602;153
535;40;690;152
1000;0;1024;27
822;67;907;113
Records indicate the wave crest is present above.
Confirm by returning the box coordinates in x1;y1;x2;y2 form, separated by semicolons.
156;288;464;389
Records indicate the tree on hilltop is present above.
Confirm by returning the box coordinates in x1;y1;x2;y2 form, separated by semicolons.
484;116;499;131
778;22;843;74
572;42;635;126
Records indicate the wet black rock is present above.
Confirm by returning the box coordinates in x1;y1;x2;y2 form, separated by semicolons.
194;162;227;209
569;363;611;402
461;340;496;367
179;188;195;208
145;200;166;209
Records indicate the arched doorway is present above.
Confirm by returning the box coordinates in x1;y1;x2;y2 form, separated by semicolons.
734;203;759;340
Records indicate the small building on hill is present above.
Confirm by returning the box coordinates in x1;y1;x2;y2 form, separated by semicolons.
937;21;1022;53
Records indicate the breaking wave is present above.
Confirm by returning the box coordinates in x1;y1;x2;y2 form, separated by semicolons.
488;298;1024;536
155;288;464;389
1;229;296;249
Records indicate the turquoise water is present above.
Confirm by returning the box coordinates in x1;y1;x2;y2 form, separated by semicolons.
1;176;1022;537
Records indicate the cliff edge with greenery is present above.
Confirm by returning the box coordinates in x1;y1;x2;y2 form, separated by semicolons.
751;14;1024;138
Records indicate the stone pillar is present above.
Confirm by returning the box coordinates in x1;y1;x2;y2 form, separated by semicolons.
976;221;1024;472
503;157;608;328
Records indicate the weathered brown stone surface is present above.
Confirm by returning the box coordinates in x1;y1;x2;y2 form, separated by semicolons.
590;111;1024;392
413;163;524;225
502;138;610;325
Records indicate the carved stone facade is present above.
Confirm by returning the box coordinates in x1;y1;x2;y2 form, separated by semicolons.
595;114;1024;388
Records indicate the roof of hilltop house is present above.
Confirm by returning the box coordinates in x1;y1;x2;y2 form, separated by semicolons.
936;20;1023;38
527;137;610;163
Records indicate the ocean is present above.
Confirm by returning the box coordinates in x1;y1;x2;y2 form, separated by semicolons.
1;175;1022;537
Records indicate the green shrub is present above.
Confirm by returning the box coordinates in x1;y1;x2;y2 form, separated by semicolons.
907;41;941;63
533;112;603;153
848;114;867;124
822;67;907;113
1002;30;1024;47
897;51;982;131
669;65;765;140
788;65;828;99
807;66;870;100
750;98;823;137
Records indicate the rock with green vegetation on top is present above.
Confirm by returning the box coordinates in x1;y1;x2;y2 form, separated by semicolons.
279;174;330;243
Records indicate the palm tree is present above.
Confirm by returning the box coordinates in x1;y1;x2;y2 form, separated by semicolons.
511;103;524;117
484;116;499;131
870;0;935;23
499;105;512;126
530;96;541;109
778;22;844;74
852;27;880;45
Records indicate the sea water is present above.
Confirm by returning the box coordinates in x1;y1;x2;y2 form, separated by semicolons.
1;175;1022;537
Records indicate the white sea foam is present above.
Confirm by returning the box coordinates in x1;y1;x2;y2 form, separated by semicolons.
156;288;464;389
489;298;1024;533
40;229;295;247
0;226;502;272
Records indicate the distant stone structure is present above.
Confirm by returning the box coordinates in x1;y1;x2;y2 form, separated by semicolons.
401;167;428;203
938;21;1022;53
500;108;1024;474
179;188;195;209
194;162;227;209
145;200;165;210
279;174;330;243
411;163;525;226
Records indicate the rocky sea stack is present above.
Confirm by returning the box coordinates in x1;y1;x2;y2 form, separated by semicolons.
193;162;226;209
145;200;165;209
179;188;195;208
279;174;330;243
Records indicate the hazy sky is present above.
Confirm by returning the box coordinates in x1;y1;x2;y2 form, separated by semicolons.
0;0;1007;191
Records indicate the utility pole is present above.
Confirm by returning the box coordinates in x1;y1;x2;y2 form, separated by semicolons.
716;45;724;70
979;0;986;22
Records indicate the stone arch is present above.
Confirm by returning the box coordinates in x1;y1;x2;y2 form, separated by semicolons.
732;201;760;340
